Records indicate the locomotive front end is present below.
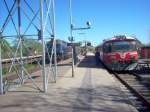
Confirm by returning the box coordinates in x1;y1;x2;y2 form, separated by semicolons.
103;38;139;71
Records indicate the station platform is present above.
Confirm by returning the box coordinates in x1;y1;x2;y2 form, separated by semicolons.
0;53;138;112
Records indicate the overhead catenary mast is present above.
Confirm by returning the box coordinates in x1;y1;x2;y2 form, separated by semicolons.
52;0;57;82
17;0;24;84
40;0;47;92
0;36;3;94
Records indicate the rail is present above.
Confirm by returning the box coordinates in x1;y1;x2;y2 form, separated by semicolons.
113;72;150;111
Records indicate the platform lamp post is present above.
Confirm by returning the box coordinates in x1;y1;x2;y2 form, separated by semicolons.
69;0;91;77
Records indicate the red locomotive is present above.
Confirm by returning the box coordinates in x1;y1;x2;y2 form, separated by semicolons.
96;35;139;71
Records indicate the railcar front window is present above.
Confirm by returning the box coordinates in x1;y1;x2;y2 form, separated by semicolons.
112;41;136;52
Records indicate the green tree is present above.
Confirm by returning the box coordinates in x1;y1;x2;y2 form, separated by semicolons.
23;38;42;56
13;37;42;56
0;39;13;59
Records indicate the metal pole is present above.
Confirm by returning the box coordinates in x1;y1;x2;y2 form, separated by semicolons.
69;0;74;77
0;38;3;95
52;0;57;82
17;0;24;84
40;0;47;92
85;40;87;55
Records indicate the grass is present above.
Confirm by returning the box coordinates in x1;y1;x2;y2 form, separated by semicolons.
2;63;39;76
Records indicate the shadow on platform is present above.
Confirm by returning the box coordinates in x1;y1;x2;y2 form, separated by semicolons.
77;56;104;69
0;85;134;112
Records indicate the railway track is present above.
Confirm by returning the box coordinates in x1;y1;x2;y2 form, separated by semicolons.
2;55;42;64
113;72;150;112
2;55;42;82
2;57;72;81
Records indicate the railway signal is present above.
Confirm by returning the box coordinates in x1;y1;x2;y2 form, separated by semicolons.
69;0;91;77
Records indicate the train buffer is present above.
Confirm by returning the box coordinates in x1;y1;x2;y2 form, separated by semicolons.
0;53;138;112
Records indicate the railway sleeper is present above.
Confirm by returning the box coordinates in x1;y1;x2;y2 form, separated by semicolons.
140;82;150;87
138;90;150;94
119;75;137;78
129;98;150;112
137;107;150;112
145;98;150;101
125;81;142;85
128;96;140;100
131;85;148;88
133;101;145;107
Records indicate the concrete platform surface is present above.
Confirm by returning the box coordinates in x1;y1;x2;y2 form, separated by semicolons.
0;54;138;112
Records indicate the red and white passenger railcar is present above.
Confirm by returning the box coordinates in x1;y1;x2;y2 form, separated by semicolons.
97;36;139;71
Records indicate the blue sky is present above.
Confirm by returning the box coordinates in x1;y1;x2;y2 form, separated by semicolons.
55;0;150;45
1;0;150;46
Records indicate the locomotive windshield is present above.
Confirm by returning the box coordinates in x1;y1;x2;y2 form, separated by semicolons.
104;41;136;53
